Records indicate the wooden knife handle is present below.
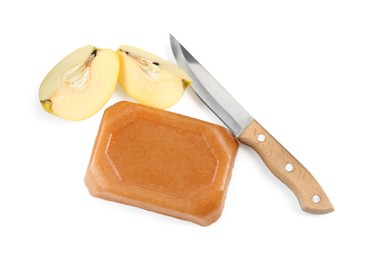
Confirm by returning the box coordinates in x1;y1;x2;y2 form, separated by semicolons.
238;120;333;214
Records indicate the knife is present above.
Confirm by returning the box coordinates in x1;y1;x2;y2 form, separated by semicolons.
170;34;333;214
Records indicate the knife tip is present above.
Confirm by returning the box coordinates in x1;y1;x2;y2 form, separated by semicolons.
169;34;178;44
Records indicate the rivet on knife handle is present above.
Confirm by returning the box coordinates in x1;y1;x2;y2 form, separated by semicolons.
238;120;334;214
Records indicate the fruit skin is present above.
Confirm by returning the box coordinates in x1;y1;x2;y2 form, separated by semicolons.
39;45;119;121
117;45;192;109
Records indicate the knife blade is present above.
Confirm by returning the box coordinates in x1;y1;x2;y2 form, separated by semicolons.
170;34;333;214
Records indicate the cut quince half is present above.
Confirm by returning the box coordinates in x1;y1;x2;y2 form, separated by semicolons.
117;45;192;109
39;45;119;120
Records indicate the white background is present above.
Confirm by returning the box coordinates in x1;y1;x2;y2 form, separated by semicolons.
1;0;372;259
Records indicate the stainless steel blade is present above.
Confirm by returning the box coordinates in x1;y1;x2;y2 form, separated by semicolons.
170;34;253;136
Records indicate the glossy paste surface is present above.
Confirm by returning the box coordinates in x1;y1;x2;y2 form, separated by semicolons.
85;101;238;226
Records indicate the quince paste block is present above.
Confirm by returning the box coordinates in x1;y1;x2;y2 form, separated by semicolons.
85;101;239;226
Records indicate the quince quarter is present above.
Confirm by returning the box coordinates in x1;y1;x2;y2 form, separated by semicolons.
39;45;119;120
117;45;191;109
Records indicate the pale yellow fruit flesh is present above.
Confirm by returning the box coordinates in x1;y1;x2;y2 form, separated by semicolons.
117;45;191;109
39;45;119;120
